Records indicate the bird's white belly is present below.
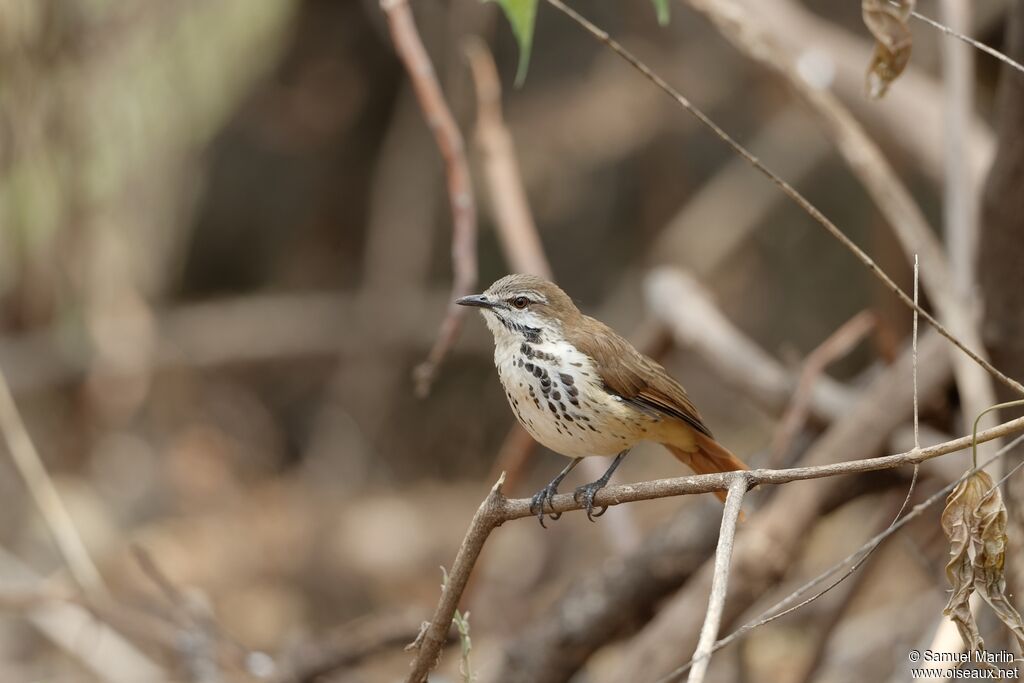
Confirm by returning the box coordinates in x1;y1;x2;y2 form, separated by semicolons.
493;339;647;458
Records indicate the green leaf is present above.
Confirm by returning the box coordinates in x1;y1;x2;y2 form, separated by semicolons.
652;0;670;25
490;0;538;85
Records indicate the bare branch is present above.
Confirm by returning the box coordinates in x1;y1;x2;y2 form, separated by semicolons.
405;474;506;683
0;366;105;595
687;475;748;683
379;0;478;397
909;5;1024;76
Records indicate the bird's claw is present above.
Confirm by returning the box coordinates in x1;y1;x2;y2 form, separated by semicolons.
573;482;609;522
529;483;562;528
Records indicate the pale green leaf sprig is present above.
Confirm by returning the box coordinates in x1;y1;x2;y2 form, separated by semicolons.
487;0;669;85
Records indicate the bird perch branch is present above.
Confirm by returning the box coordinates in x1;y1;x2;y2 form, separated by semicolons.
404;415;1024;681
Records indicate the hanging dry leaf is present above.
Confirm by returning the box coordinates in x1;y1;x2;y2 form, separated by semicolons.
970;475;1024;648
941;472;987;653
941;471;1024;657
862;0;914;99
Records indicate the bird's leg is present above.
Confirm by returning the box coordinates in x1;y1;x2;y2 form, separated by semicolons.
529;458;582;527
573;450;629;522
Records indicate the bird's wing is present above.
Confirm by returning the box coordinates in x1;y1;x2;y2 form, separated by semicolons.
566;315;713;438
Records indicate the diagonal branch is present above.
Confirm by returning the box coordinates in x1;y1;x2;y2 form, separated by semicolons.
0;366;106;595
379;0;478;397
541;0;1023;400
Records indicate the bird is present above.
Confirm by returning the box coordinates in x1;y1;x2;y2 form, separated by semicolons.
457;273;749;526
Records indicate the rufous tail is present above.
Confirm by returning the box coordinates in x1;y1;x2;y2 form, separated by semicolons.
664;433;749;507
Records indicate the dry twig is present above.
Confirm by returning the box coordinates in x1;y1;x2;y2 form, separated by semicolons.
687;476;749;683
908;4;1024;76
0;366;105;594
379;0;478;397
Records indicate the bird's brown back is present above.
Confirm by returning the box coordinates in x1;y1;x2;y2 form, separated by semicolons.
564;314;713;438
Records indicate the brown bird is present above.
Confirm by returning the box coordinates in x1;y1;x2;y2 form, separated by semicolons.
457;274;749;525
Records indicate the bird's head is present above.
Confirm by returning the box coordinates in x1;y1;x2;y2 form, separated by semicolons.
456;274;580;345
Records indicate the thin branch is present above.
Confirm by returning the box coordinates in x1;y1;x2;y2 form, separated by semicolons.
687;475;748;683
542;0;1023;399
0;365;105;595
405;414;1024;681
907;5;1024;76
913;254;920;450
656;431;1024;682
379;0;478;398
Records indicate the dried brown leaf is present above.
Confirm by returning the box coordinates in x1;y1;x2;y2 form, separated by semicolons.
970;475;1024;647
941;473;987;652
862;0;914;99
941;471;1024;655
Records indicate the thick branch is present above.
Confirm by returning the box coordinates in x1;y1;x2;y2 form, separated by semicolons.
405;475;505;683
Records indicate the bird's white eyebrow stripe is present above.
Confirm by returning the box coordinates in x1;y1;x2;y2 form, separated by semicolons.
517;289;546;303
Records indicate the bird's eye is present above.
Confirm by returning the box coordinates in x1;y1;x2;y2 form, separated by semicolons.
511;296;529;309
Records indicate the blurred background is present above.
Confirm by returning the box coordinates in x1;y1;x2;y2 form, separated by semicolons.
0;0;1022;681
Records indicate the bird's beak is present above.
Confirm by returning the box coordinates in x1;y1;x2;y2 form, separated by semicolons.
455;294;495;309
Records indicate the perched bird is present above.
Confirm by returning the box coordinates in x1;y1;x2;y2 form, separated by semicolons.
457;273;748;525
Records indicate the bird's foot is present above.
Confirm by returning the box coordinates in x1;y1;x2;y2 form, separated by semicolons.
529;482;563;528
572;481;609;522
